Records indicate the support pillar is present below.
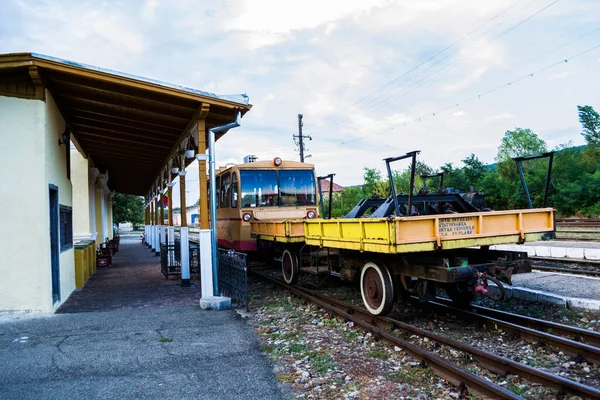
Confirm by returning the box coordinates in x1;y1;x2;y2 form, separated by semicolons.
199;229;213;297
167;183;174;227
179;171;187;227
199;229;230;310
197;116;209;229
95;189;103;245
107;192;114;240
180;227;190;287
168;225;175;272
149;201;155;250
154;196;160;256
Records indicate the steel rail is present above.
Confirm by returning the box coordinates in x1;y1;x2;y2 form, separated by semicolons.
424;300;600;366
532;257;600;267
532;264;600;277
556;237;600;242
433;297;600;348
253;272;520;399
252;271;600;399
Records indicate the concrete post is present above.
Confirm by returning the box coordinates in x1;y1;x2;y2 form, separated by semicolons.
199;229;231;310
199;229;213;297
159;225;166;257
154;224;160;256
168;226;175;267
180;227;190;286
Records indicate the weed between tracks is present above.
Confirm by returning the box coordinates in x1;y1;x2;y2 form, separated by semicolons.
250;273;600;399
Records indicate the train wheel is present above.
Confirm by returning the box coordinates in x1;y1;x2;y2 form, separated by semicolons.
445;281;475;307
360;261;394;316
282;249;299;284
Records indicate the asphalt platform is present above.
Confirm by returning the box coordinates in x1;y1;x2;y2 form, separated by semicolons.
494;241;600;310
0;235;286;400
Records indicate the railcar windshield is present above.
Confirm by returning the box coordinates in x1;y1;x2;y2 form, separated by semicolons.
239;169;316;207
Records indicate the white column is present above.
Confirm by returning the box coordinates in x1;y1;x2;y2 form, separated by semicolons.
200;229;213;298
159;226;166;255
144;225;148;244
168;226;175;264
89;167;99;241
180;227;190;286
154;225;160;255
101;191;108;243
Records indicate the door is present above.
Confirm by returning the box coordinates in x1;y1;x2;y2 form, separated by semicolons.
49;185;60;304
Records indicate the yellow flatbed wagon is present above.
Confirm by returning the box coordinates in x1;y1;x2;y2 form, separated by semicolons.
251;208;554;251
251;208;555;315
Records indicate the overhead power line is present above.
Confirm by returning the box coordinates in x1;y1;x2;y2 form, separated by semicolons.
324;0;561;130
338;42;600;146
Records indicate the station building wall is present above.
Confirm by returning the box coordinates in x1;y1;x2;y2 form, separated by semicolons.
0;90;75;312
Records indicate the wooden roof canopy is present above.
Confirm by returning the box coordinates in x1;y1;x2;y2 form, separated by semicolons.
0;52;252;195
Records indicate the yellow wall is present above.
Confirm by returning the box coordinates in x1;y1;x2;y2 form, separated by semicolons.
71;148;91;237
0;91;75;312
44;90;76;311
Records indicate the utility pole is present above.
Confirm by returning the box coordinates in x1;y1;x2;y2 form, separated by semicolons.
293;114;312;162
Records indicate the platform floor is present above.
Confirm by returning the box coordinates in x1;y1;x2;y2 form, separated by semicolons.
0;236;285;400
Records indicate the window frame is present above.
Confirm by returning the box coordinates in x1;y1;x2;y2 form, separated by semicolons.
231;172;238;208
59;204;73;252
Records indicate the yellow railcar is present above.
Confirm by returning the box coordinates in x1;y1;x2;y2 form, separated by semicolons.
214;157;319;252
216;155;555;317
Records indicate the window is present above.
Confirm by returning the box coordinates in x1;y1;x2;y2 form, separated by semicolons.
231;173;238;208
240;170;278;207
279;170;317;206
220;172;231;208
59;205;73;252
239;169;316;208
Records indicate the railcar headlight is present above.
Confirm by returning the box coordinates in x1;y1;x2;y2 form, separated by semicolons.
273;157;283;166
307;210;316;219
242;213;252;222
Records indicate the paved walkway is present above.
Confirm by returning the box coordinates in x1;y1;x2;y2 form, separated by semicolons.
0;236;285;400
57;235;202;313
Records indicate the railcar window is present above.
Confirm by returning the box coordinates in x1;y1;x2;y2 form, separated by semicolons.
240;170;279;207
280;170;316;206
220;172;231;208
231;173;238;208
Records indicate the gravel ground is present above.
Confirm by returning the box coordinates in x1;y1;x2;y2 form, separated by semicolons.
248;272;600;399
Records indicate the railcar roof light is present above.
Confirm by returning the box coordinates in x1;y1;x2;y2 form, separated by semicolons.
273;157;283;166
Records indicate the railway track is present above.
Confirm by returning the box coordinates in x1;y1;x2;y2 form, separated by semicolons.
252;270;600;399
530;257;600;277
428;298;600;361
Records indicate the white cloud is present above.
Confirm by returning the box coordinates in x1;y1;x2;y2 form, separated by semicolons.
550;70;574;80
486;113;515;124
1;0;598;190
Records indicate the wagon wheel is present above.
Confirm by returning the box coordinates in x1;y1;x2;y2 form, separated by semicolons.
281;249;299;284
360;261;395;316
445;281;475;307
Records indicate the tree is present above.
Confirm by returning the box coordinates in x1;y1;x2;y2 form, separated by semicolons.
496;128;548;162
462;154;487;190
112;193;145;225
578;105;600;146
362;168;382;197
439;162;465;192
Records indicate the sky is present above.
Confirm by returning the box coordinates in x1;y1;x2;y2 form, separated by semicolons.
1;0;599;207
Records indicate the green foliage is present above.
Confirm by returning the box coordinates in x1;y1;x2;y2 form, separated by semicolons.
462;154;487;190
331;113;600;216
578;105;600;146
496;128;548;162
329;186;364;217
112;193;145;225
361;167;382;197
439;162;465;191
